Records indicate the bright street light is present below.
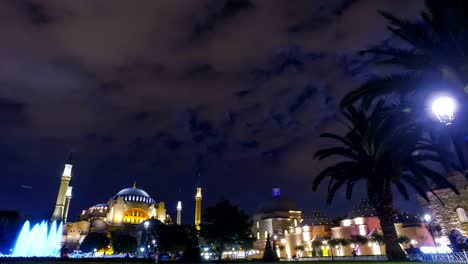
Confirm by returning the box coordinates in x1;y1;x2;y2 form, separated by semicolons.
431;96;456;124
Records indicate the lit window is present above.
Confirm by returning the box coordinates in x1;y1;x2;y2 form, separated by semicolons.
264;231;268;239
257;221;259;229
456;208;468;223
294;219;298;227
257;232;260;240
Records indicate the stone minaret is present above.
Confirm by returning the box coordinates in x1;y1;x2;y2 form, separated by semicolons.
176;201;182;225
194;187;202;230
63;187;73;223
51;152;73;222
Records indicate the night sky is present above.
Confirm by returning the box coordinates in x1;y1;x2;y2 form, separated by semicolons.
0;0;426;224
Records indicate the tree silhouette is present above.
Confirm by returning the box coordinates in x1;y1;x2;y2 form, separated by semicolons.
200;199;253;259
111;233;137;254
80;232;110;253
180;227;201;263
262;234;278;262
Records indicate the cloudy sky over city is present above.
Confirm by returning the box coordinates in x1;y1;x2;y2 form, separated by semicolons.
0;0;425;222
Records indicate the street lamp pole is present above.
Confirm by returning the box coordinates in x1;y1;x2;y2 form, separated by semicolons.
144;220;151;258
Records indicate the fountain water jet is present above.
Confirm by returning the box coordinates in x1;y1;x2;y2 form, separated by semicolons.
12;220;63;257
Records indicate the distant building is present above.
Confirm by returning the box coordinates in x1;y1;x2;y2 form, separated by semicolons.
329;199;432;256
261;197;433;258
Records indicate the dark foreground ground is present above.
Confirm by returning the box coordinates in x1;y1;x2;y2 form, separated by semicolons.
0;258;455;264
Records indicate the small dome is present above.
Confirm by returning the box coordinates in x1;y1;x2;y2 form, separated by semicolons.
112;186;155;204
86;203;108;218
89;203;108;210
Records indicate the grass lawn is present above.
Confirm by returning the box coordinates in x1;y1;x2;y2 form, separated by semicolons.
0;261;457;264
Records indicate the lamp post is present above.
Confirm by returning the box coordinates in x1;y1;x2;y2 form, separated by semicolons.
431;96;456;125
424;214;438;253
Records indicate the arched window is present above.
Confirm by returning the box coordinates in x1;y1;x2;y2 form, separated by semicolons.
456;208;468;223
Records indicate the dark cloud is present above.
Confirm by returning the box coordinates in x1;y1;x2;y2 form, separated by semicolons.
23;1;50;26
0;97;26;126
99;81;123;92
0;0;427;221
134;111;151;121
184;63;214;77
192;0;255;38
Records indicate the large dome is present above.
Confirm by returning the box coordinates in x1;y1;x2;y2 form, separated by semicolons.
112;186;155;204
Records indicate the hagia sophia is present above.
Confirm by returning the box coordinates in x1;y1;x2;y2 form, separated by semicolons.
50;154;202;249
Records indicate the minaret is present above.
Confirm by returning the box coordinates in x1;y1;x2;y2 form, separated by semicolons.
63;187;73;223
194;187;202;230
51;152;73;222
176;201;182;225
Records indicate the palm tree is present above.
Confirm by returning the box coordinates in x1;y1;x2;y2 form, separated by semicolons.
340;1;468;171
350;235;368;254
341;0;468;109
313;104;459;261
398;235;411;249
370;233;385;254
328;238;349;258
311;239;323;257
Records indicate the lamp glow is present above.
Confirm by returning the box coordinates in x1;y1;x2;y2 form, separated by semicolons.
424;214;432;222
431;96;456;124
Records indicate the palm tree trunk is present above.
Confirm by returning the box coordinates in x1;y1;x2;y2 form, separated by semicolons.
374;181;407;261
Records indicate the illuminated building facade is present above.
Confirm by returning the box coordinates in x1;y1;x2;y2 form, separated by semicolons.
250;193;435;259
78;183;168;225
279;200;433;258
281;209;332;258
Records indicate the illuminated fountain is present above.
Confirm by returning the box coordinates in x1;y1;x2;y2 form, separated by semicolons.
12;221;63;257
